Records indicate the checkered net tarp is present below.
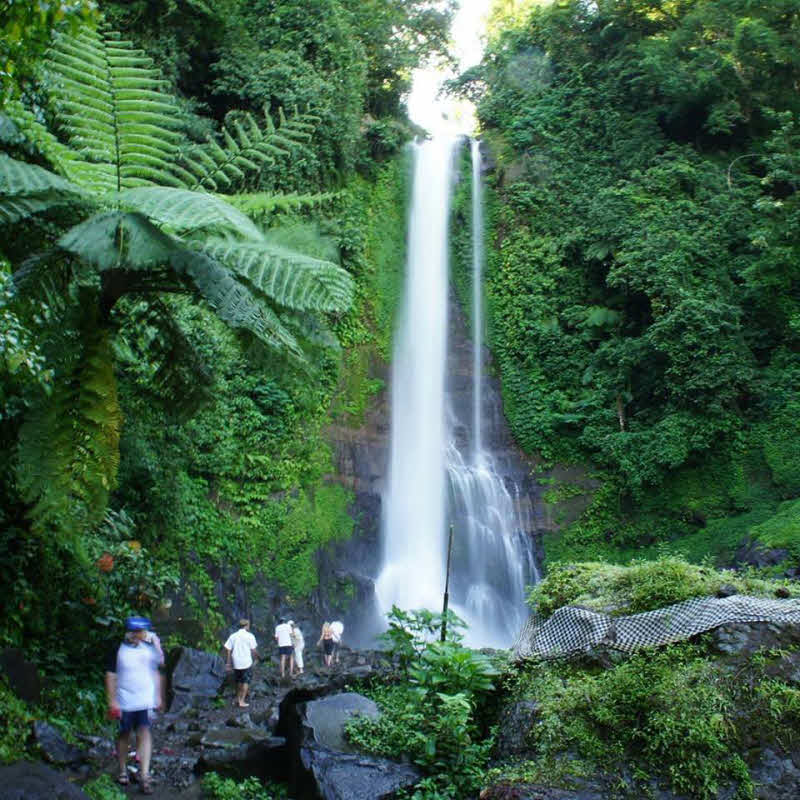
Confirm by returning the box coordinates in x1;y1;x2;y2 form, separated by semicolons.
511;595;800;660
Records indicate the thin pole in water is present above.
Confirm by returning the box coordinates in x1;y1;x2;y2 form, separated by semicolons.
441;523;454;642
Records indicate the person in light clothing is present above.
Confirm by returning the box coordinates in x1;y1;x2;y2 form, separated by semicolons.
289;621;304;676
223;619;259;708
105;616;164;794
274;617;294;678
330;620;344;664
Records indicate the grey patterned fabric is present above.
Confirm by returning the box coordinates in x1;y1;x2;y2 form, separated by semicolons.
512;596;800;660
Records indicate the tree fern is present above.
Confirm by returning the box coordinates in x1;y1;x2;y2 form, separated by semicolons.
45;26;184;193
197;239;354;313
170;248;304;360
118;186;262;239
227;190;341;220
0;153;87;224
175;107;317;192
17;320;122;538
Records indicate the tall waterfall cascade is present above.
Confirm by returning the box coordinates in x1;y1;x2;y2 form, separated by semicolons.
376;137;539;648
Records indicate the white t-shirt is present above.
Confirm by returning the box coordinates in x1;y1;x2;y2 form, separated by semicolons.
112;641;161;712
224;628;258;669
274;622;292;647
330;621;344;643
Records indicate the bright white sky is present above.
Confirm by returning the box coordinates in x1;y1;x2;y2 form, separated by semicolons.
406;0;492;136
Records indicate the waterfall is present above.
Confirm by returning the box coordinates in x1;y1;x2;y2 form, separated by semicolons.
376;137;539;648
471;139;484;459
375;139;455;614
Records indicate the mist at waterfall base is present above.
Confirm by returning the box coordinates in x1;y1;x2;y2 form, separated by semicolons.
374;138;539;649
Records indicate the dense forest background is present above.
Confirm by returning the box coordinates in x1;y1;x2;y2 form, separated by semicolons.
2;2;800;798
452;0;800;568
0;0;452;707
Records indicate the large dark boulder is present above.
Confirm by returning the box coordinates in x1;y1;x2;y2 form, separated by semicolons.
751;748;800;800
168;647;225;712
734;539;789;569
31;722;86;766
196;728;288;783
303;693;379;753
299;748;422;800
283;690;422;799
494;700;539;761
0;762;88;800
0;650;42;705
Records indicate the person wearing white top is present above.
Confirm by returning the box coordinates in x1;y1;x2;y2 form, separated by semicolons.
274;617;294;678
223;619;259;708
289;621;305;676
330;620;344;665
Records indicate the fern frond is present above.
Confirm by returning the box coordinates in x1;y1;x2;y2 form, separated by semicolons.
45;26;185;193
118;187;262;240
1;103;114;191
170;248;305;361
0;154;88;224
177;107;317;192
58;211;176;271
226;191;341;220
197;239;354;312
17;323;121;537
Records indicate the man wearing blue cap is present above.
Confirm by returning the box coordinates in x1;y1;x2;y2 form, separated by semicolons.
105;616;164;794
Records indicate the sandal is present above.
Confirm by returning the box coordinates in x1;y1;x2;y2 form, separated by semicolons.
117;773;129;786
140;777;153;795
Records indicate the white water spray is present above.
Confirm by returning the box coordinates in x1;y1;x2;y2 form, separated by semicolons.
375;139;456;614
471;139;484;458
377;138;539;648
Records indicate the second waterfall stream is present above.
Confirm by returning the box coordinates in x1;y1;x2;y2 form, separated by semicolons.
376;137;539;648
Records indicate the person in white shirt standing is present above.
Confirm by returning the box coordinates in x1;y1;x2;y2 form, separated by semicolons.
105;616;164;794
289;621;304;676
223;619;259;708
274;617;294;678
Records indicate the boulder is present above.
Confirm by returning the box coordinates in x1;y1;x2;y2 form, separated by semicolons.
735;539;789;569
494;700;539;761
168;647;225;712
0;649;42;704
303;693;379;753
0;762;89;800
299;748;422;800
196;732;287;782
31;721;86;766
751;748;800;800
283;691;422;799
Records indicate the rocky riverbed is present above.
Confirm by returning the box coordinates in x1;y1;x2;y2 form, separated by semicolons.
1;645;406;800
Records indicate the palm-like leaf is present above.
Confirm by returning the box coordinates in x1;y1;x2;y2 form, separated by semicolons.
45;26;184;193
0;153;87;224
198;239;354;312
118;186;262;240
170;248;304;360
58;212;176;271
175;107;317;192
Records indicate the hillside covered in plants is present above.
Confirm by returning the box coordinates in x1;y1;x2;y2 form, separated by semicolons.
2;1;800;800
451;0;800;570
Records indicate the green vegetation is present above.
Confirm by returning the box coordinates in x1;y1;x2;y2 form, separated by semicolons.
527;555;798;618
0;0;433;748
486;560;800;800
201;772;288;800
450;0;800;567
347;609;500;799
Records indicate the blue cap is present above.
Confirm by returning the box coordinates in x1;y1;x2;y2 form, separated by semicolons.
125;616;151;631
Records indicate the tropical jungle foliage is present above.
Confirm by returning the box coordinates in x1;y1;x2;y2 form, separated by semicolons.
0;0;445;698
451;0;800;565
